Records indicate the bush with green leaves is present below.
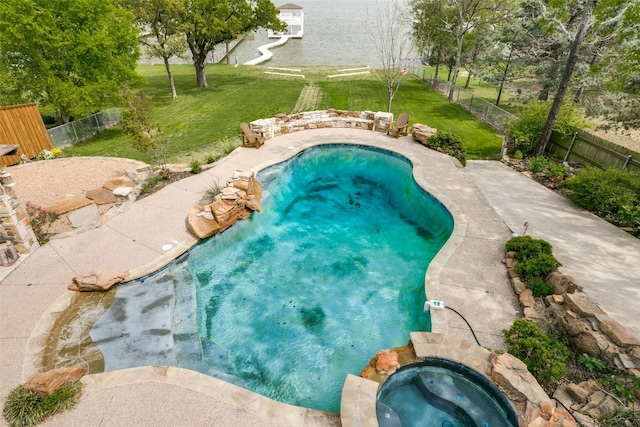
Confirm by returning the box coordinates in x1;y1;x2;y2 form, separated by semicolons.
515;253;562;281
503;319;571;384
506;101;584;155
3;382;82;427
424;131;467;166
601;373;640;403
564;168;640;230
527;277;554;297
544;161;568;182
190;159;202;174
504;236;553;261
528;156;548;172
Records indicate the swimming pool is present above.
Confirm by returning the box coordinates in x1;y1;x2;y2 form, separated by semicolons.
91;144;454;413
377;358;518;427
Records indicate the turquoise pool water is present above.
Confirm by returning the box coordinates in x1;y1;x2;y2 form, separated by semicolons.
92;144;453;413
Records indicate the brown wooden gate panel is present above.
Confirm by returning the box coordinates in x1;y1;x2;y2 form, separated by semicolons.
0;103;53;167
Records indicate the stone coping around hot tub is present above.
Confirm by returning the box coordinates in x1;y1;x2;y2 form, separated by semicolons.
341;332;573;427
79;366;339;426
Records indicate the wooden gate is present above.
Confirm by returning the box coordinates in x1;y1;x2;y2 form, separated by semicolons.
0;103;53;167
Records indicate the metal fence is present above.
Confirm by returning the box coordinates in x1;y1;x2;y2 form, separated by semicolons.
410;67;516;133
47;108;121;148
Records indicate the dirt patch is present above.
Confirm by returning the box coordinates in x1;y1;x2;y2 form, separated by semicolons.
136;171;194;201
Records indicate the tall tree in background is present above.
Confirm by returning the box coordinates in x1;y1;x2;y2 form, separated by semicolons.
413;0;498;101
535;0;630;155
181;0;284;88
411;0;456;83
123;0;185;99
0;0;140;122
370;1;414;112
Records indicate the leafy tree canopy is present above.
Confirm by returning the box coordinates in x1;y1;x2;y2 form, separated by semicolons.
181;0;285;87
0;0;141;122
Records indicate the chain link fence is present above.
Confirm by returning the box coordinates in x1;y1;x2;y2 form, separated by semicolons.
410;68;516;133
47;108;122;148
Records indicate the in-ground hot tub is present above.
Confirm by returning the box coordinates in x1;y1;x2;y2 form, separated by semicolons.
377;358;518;427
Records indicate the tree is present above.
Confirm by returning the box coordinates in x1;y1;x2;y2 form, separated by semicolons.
535;0;631;155
370;1;414;112
122;0;186;99
411;0;456;83
120;89;171;177
412;0;500;101
180;0;285;88
0;0;140;122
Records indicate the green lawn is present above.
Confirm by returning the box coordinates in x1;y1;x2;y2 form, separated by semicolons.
64;64;503;163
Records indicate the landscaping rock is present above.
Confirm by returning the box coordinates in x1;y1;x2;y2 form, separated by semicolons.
564;292;605;316
186;206;220;239
374;350;399;375
24;365;85;397
49;195;92;214
85;188;116;205
68;270;128;292
411;123;438;145
102;176;136;191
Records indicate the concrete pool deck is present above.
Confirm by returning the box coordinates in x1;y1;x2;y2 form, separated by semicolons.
1;128;639;426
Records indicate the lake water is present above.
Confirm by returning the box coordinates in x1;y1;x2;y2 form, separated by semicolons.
140;0;414;68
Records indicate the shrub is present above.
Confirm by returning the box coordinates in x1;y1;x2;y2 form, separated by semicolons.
3;382;82;427
506;101;584;155
140;174;163;194
202;181;222;204
527;277;554;297
222;139;239;155
425;131;467;166
503;319;571;384
204;153;221;164
190;159;202;174
544;161;568;182
25;203;59;244
529;156;548;172
505;236;553;261
564;168;640;214
515;253;562;280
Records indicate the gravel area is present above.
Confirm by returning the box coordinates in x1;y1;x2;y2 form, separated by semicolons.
7;157;148;208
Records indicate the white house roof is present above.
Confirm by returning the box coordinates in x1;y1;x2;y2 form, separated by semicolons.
278;3;303;9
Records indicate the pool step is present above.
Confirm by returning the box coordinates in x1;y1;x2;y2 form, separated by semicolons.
171;259;245;387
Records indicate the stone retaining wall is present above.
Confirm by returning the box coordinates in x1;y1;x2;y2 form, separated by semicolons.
506;251;640;425
249;109;394;139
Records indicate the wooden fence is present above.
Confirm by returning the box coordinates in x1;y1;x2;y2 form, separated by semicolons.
0;103;53;167
547;127;640;173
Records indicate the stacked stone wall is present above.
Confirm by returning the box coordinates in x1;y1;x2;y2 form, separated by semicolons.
0;167;38;264
505;251;640;425
249;109;394;139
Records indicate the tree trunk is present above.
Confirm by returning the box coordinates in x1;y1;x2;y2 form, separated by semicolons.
163;55;178;99
195;59;207;88
496;49;513;106
187;39;209;88
464;71;472;89
448;34;464;101
536;0;597;156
